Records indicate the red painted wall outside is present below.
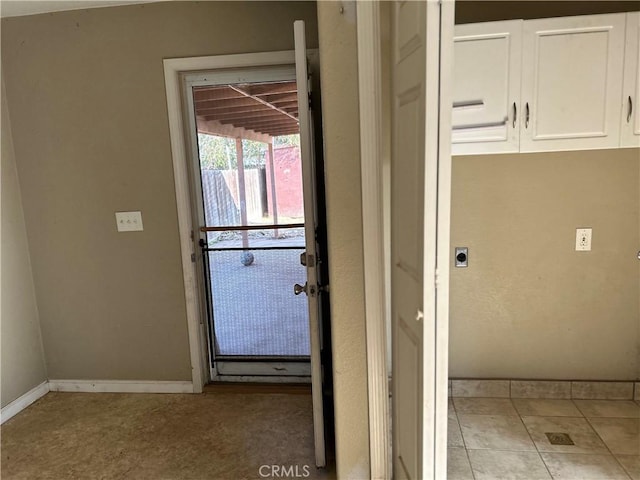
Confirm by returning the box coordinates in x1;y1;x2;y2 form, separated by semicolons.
268;145;304;219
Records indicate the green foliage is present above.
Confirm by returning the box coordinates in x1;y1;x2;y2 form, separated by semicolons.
197;134;235;170
198;133;300;170
273;134;300;148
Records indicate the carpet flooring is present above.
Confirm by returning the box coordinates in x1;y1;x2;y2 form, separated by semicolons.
1;390;335;480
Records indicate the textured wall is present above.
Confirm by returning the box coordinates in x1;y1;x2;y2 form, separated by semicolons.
316;2;370;478
449;149;640;379
1;75;47;407
1;1;318;381
448;0;640;381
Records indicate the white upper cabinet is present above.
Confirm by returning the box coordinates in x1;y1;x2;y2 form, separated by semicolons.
621;12;640;147
520;14;626;152
452;20;522;155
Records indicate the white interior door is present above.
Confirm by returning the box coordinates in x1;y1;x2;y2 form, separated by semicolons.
294;19;325;468
391;1;452;479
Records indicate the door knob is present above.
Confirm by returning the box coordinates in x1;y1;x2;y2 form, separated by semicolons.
294;283;308;296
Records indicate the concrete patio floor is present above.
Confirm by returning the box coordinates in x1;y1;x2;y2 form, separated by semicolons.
206;238;310;357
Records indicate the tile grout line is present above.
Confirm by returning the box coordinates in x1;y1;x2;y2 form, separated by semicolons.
574;397;635;479
451;398;477;480
570;381;574;400
571;398;587;418
513;397;555;479
579;402;634;480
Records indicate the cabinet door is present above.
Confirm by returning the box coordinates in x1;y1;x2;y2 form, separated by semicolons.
621;12;640;148
451;20;522;155
520;14;625;153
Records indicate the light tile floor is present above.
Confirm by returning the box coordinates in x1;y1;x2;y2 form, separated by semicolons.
448;398;640;480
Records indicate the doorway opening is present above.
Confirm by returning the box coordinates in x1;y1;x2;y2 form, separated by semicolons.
182;63;331;384
183;72;315;380
164;41;334;469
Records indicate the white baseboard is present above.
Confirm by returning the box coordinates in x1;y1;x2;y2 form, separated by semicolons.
48;380;194;394
1;381;50;424
1;380;194;424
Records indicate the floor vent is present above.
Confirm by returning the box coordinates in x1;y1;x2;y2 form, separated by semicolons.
545;432;574;445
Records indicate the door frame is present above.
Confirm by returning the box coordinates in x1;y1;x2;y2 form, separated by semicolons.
434;3;455;478
355;3;390;479
355;1;454;477
163;51;299;393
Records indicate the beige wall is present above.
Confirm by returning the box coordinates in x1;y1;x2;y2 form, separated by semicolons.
1;75;48;408
316;2;370;478
2;2;372;473
1;1;318;381
448;1;640;381
449;149;640;380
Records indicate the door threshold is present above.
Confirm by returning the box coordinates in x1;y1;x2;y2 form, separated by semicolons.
209;374;311;384
204;382;312;395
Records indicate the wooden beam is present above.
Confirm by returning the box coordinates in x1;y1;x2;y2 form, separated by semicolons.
197;111;297;123
265;129;300;137
269;99;301;107
211;110;290;122
249;129;298;137
243;82;297;96
267;125;300;133
197;118;294;139
193;87;244;102
198;106;273;118
229;85;298;121
265;142;279;238
217;126;295;137
196;101;299;115
196;118;272;143
201;112;298;126
222;118;298;129
194;97;262;109
277;104;300;113
235;138;249;249
257;92;298;103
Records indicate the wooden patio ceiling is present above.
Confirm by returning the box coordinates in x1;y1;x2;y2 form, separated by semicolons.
193;81;299;139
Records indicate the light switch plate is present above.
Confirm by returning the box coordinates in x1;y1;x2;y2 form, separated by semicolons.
575;227;592;251
115;211;143;232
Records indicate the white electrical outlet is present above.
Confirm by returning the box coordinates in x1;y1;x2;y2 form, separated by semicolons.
575;228;592;251
115;211;143;232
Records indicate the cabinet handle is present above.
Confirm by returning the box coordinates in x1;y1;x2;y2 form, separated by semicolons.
512;102;517;128
525;102;530;129
628;96;633;123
